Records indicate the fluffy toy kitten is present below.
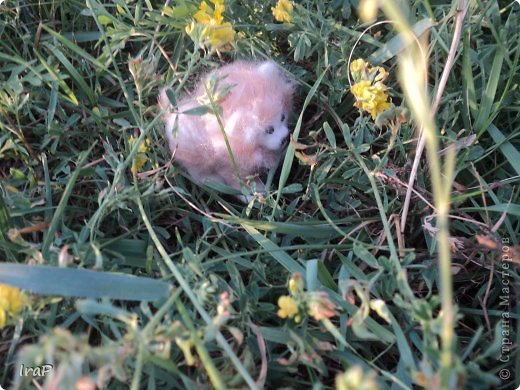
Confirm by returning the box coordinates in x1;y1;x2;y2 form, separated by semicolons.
159;60;294;199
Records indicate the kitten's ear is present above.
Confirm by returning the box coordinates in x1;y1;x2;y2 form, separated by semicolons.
257;61;294;94
257;61;278;75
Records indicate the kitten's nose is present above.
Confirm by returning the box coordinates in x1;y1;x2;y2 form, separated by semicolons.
281;134;290;146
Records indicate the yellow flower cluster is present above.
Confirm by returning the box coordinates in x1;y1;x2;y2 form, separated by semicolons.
277;296;298;319
272;0;294;23
350;58;390;120
0;284;29;328
277;273;338;323
188;0;235;51
129;135;151;174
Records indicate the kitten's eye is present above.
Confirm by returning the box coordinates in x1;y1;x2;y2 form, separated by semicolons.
265;126;275;134
281;114;286;122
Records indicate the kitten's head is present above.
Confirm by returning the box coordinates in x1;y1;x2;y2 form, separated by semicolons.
217;61;295;152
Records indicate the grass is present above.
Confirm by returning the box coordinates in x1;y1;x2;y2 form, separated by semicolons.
0;0;519;389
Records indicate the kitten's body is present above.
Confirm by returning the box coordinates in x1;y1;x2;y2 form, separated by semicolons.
159;60;294;197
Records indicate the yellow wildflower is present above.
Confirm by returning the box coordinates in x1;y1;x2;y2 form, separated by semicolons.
208;23;236;49
349;58;367;80
272;0;294;23
277;295;298;319
190;0;235;51
212;1;224;24
129;135;151;174
0;284;29;328
349;58;391;120
351;80;390;120
194;1;212;24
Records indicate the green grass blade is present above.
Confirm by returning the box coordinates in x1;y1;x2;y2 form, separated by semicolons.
47;82;58;129
176;298;226;389
462;31;477;117
33;49;79;106
368;18;432;64
242;224;305;274
306;259;338;291
220;216;339;238
273;67;328;212
0;193;17;262
487;124;520;176
41;24;110;72
41;144;95;258
462;203;520;216
474;46;504;133
0;264;170;301
46;43;96;105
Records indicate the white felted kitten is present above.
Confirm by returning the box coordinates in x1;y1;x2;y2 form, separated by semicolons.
159;60;294;199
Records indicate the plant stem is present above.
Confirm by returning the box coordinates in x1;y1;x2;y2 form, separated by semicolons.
379;1;459;386
176;298;226;389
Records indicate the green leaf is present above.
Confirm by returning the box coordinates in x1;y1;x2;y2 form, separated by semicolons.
242;224;305;274
281;183;303;194
98;15;113;25
462;31;477;117
474;46;504;134
353;243;379;269
62;31;102;42
47;43;96;105
41;24;110;73
165;88;177;108
0;264;170;301
351;315;377;339
368;18;432;64
222;216;339;238
77;299;135;322
182;105;214;116
47;82;58;129
306;259;319;291
33;49;79;106
487;124;520;176
274;67;328;209
318;261;338;291
389;311;417;371
0;194;16;262
462;203;520;217
42;145;95;258
323;121;336;148
306;260;338;292
0;192;12;232
258;327;291;344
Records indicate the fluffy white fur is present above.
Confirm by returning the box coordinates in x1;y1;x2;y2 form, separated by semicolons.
159;60;294;198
